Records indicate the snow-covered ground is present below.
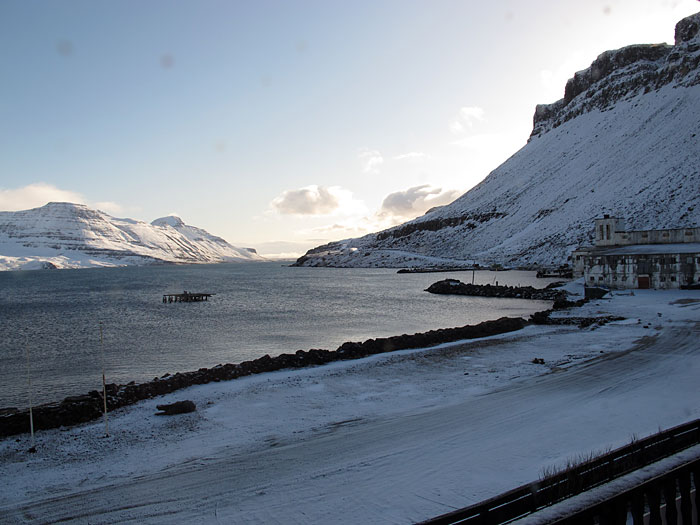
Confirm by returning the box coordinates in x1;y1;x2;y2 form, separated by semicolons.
1;282;699;523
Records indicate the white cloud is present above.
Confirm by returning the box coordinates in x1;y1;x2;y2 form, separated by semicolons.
0;183;133;217
450;106;486;134
358;148;384;174
459;106;486;123
287;185;462;243
393;151;427;161
449;120;466;134
93;201;125;215
270;185;366;217
378;184;461;222
0;183;86;211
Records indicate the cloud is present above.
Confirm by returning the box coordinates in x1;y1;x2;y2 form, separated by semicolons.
378;184;461;221
0;183;86;211
270;185;365;216
393;151;427;161
299;219;376;240
0;183;132;218
450;106;486;134
93;201;125;215
358;148;384;174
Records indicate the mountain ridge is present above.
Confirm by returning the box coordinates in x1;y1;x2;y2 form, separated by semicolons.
294;12;700;269
0;202;263;271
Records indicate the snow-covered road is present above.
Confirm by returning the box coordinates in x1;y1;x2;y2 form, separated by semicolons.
2;287;699;524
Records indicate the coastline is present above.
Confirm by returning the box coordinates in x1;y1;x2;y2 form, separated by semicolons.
0;281;599;438
1;314;531;437
2;283;699;523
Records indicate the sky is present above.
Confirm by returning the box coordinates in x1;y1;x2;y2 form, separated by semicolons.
1;0;698;258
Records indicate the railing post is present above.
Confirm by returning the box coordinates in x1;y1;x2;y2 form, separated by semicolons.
630;489;645;525
678;471;692;525
647;483;662;525
694;468;700;525
662;478;678;525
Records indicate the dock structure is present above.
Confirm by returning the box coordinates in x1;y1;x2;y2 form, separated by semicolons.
163;291;214;303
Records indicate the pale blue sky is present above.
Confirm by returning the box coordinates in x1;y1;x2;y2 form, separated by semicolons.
1;0;698;257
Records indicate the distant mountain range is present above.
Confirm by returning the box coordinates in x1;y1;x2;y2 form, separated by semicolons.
0;202;263;270
294;12;700;269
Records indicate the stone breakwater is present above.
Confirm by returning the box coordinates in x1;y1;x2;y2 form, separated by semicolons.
425;279;567;302
0;316;528;438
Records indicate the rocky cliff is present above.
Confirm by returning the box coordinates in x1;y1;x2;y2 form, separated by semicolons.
294;13;700;269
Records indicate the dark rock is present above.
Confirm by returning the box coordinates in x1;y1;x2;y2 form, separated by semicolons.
676;13;700;44
425;279;566;302
156;400;196;415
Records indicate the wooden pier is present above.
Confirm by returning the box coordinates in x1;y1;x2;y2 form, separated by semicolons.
163;291;214;303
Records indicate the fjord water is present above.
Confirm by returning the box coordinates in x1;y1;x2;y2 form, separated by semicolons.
0;263;557;407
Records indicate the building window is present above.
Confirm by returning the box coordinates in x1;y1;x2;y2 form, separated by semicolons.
606;224;610;239
661;277;666;282
671;276;676;282
590;277;595;282
599;225;604;240
598;276;604;281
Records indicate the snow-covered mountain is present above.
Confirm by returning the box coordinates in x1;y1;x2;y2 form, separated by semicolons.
294;12;700;269
0;202;263;270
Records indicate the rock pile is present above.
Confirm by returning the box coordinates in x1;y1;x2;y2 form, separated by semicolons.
425;279;567;301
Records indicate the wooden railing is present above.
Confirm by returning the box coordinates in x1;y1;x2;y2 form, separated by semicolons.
418;419;700;525
549;457;699;524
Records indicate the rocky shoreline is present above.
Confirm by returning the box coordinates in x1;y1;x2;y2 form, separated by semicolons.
1;316;530;438
1;281;603;439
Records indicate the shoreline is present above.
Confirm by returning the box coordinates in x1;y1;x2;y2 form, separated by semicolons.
0;282;588;437
3;287;699;523
1;315;531;437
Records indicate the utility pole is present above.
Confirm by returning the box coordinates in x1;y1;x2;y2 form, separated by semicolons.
25;342;36;453
100;321;109;437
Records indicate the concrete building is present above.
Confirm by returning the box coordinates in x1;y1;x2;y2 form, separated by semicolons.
572;215;700;290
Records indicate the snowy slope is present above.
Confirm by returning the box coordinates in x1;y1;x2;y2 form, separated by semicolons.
295;12;700;269
0;202;263;270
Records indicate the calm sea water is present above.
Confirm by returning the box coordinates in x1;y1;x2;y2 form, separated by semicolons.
0;262;559;407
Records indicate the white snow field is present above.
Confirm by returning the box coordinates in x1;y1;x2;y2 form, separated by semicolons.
1;283;699;523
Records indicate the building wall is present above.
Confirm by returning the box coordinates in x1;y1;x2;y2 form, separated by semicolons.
594;217;627;247
593;217;700;247
584;252;700;289
572;248;592;277
617;227;700;246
